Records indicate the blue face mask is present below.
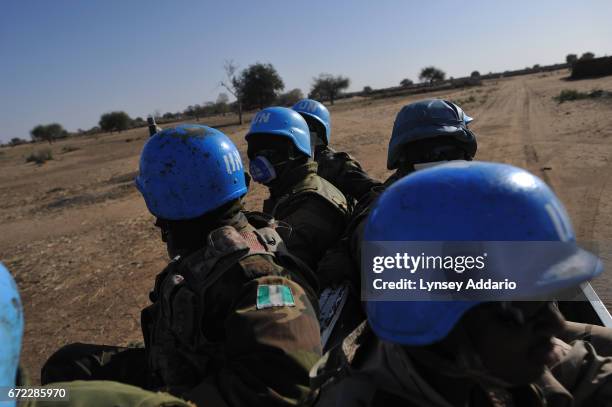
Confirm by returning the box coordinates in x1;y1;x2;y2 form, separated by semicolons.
249;156;277;184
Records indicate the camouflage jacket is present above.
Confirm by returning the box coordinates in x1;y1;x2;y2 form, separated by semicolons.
141;211;321;407
263;162;349;272
16;366;192;407
310;323;612;407
314;146;382;204
32;381;194;407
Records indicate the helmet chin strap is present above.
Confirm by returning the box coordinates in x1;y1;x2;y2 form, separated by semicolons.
413;159;466;171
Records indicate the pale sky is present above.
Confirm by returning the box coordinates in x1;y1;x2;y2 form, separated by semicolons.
1;0;611;142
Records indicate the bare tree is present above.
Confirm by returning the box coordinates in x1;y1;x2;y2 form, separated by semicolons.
216;93;230;116
220;60;243;124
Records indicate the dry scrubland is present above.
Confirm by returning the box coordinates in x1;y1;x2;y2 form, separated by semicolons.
1;70;612;382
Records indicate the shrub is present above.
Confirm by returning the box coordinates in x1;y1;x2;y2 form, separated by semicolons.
453;95;477;106
556;89;583;102
555;89;608;103
26;149;53;164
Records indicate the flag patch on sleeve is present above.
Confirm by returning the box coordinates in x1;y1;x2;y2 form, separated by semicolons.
256;284;295;309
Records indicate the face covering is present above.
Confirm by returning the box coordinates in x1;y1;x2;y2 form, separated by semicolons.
249;156;277;184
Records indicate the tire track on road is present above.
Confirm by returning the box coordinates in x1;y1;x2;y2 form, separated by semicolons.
522;78;612;244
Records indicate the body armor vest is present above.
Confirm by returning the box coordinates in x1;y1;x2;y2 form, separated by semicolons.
264;173;349;219
141;213;316;390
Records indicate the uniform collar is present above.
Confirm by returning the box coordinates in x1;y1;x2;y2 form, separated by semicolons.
269;161;318;197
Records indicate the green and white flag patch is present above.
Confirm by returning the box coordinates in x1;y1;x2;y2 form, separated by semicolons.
256;284;295;309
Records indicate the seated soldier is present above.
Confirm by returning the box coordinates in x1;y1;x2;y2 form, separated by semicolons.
0;262;193;407
245;107;349;273
378;98;612;354
384;98;476;186
42;125;321;407
291;98;381;203
320;98;478;286
314;99;479;350
312;162;612;407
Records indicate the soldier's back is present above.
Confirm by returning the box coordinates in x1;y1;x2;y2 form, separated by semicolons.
264;171;349;271
142;213;322;407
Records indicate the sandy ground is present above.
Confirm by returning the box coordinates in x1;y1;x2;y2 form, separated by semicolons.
1;69;611;383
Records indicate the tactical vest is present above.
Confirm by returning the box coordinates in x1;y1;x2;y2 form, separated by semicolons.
264;173;350;220
141;213;317;390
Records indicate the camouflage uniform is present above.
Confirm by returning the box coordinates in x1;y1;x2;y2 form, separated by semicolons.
34;381;194;407
43;212;322;407
20;365;192;407
263;161;349;274
310;322;612;407
141;211;321;406
41;344;149;388
314;145;381;204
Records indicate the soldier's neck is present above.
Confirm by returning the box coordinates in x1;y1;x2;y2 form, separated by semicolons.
165;203;246;258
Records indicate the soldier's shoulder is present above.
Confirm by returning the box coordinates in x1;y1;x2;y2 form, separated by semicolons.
289;174;349;214
316;147;356;168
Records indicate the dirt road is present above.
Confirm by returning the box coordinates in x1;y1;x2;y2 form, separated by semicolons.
1;69;611;382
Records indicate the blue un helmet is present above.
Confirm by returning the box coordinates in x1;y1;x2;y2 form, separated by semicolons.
292;99;331;145
364;161;601;346
0;263;23;392
245;107;312;157
387;99;476;169
135;124;247;220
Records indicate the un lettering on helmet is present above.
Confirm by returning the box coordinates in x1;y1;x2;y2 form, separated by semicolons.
297;100;319;113
253;112;271;124
544;201;573;242
223;150;243;174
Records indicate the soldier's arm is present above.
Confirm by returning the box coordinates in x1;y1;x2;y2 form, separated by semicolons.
318;149;382;202
543;339;612;404
191;273;321;407
276;197;347;271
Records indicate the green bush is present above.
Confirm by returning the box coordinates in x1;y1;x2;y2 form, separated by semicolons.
556;89;583;103
555;89;608;103
26;149;53;164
